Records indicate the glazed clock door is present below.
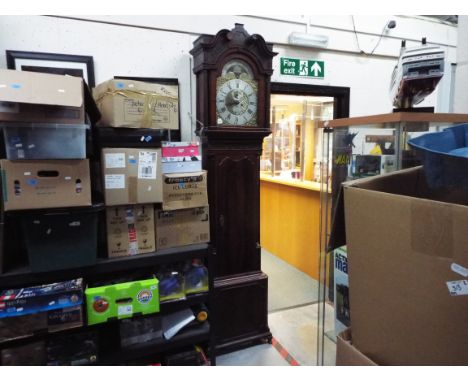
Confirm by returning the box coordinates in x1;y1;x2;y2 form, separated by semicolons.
214;153;261;277
216;60;258;127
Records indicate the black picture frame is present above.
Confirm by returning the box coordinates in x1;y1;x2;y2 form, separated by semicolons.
6;50;95;88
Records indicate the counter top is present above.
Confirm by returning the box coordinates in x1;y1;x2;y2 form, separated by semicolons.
260;174;327;192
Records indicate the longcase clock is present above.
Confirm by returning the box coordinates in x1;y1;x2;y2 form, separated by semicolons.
190;24;277;353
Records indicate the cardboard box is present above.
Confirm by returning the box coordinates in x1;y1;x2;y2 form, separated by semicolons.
0;159;91;211
0;69;84;124
162;142;200;158
94;79;178;130
162;171;208;210
0;279;83;318
162;159;202;174
343;166;468;365
155;206;210;250
336;328;377;366
106;204;155;257
102;148;163;206
85;277;159;325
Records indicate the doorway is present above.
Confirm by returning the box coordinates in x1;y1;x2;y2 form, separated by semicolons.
259;82;350;365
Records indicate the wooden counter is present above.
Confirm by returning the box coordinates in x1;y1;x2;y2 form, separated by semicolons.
260;174;325;280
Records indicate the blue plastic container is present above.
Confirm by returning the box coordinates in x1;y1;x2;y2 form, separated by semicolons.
408;123;468;189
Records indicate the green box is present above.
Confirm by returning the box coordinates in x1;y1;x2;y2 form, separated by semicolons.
85;278;159;325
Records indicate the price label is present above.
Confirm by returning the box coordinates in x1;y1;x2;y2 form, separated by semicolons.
446;280;468;296
118;304;133;316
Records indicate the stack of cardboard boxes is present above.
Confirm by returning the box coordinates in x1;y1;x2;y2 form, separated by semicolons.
157;141;209;250
87;78;209;326
95;78;210;256
0;73;211;365
0;69;98;363
335;166;468;365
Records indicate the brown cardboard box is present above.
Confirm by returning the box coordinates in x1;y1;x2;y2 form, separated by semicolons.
343;166;468;365
102;148;163;206
0;159;91;211
162;171;208;210
106;204;155;257
93;79;178;130
155;206;210;250
336;328;377;366
0;69;84;124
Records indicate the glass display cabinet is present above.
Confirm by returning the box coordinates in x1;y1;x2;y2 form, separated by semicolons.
260;94;333;184
316;112;468;365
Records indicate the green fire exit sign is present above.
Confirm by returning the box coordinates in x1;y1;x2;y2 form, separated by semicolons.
280;57;325;78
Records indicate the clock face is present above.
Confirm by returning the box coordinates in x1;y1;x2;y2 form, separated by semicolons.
216;60;257;126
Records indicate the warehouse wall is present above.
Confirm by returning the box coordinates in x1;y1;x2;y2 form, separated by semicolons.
0;15;458;140
454;16;468;113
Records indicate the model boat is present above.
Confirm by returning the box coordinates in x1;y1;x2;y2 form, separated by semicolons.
389;39;445;109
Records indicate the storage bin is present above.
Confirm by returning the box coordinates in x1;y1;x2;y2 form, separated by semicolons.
408;123;468;189
18;205;103;272
1;122;88;159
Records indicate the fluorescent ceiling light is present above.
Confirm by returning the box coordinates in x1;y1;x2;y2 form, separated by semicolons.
288;32;329;48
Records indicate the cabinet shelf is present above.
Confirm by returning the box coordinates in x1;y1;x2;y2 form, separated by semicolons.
0;293;209;350
0;243;211;288
99;322;211;365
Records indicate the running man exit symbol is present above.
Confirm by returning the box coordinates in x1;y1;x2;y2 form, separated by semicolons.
280;57;325;78
299;60;308;75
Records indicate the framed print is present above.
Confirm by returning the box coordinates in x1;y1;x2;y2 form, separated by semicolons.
6;50;95;87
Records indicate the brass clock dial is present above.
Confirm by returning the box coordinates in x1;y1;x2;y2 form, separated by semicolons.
216;60;258;126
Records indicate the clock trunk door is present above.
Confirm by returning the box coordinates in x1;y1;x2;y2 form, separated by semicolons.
214;153;261;277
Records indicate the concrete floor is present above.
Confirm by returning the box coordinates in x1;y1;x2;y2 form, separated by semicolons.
217;250;336;366
261;250;320;312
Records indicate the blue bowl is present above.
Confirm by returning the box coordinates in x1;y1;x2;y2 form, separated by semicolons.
408;124;468;189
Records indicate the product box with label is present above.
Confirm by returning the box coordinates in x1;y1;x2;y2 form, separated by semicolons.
0;306;83;344
0;279;83;318
333;246;350;336
155;206;210;250
102;148;163;206
85;277;159;325
0;159;91;211
162;171;208;210
106;204;155;257
342;166;468;365
161;142;200;158
336;328;377;366
93;79;179;130
0;69;84;124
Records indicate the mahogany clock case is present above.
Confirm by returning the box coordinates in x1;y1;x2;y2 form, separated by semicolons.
190;24;277;353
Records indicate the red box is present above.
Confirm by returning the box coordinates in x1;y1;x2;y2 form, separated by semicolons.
162;142;200;158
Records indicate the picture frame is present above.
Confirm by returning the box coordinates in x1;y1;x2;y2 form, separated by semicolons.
6;50;95;88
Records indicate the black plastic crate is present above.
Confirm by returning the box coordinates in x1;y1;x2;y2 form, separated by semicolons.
17;204;104;273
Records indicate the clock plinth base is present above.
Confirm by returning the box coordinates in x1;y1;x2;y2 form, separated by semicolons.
212;272;271;355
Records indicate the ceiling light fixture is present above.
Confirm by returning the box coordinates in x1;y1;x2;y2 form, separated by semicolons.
288;32;329;48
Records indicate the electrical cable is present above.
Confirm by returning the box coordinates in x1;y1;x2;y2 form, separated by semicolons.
351;16;364;54
351;16;395;56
